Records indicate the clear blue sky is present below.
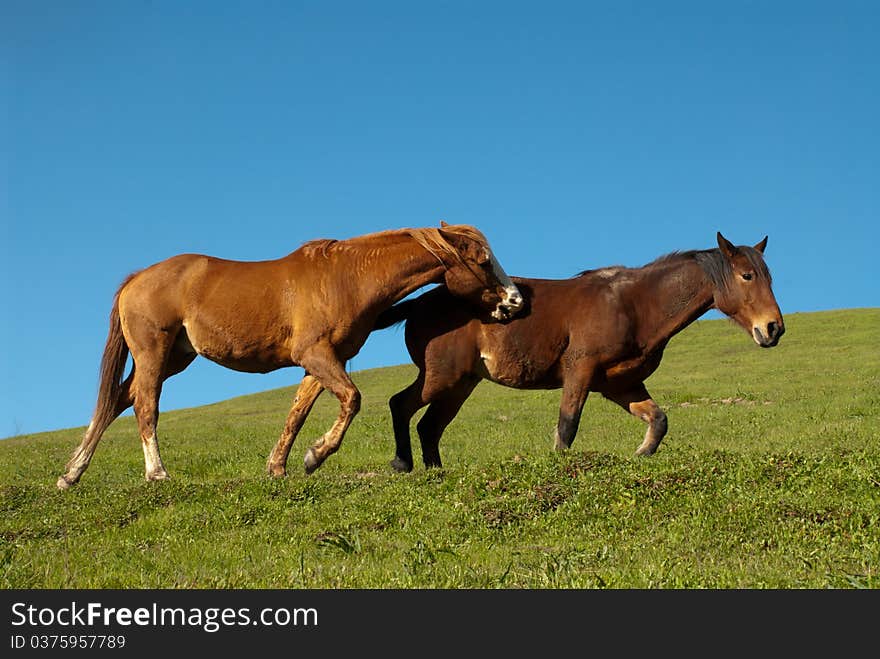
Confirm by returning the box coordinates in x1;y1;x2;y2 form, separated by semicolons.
3;1;878;438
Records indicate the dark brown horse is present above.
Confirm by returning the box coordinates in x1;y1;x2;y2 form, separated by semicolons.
57;223;524;488
375;232;784;472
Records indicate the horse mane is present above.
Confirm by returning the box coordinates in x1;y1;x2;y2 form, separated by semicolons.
300;225;487;266
691;247;772;288
407;225;488;265
576;247;771;290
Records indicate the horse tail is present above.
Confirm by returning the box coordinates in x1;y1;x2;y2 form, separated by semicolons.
90;284;131;440
374;299;420;331
62;275;135;478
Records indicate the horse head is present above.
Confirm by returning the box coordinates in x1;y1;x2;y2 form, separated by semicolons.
435;221;523;321
713;232;785;347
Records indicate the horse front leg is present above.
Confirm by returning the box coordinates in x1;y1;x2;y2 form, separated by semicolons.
603;383;668;456
299;350;361;474
554;367;594;450
267;374;324;477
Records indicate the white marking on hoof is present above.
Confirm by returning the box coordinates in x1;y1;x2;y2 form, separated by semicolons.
56;476;73;490
142;434;167;476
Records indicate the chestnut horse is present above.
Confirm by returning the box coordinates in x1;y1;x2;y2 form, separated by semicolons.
375;232;784;472
57;223;524;488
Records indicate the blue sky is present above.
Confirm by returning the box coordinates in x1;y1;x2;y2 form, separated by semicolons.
2;1;878;438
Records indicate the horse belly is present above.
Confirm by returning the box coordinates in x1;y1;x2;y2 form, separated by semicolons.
204;352;292;374
477;347;561;389
183;322;293;373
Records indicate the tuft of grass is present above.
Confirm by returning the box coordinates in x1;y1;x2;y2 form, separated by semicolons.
1;308;878;588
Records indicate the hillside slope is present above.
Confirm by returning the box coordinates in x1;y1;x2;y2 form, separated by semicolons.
1;308;878;588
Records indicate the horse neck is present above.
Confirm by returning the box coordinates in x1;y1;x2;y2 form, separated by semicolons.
356;233;448;307
630;257;715;351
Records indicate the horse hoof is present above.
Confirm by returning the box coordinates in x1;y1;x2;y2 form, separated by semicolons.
390;457;413;473
145;471;170;482
304;449;321;475
56;476;73;490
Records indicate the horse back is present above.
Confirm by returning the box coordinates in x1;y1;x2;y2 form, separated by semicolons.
120;254;291;318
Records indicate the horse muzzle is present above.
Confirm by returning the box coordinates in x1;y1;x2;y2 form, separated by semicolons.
492;286;524;321
753;320;785;348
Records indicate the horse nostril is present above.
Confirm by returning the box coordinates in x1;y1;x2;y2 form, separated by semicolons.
767;321;777;338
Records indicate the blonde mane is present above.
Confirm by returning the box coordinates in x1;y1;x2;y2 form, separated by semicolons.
407;225;488;266
299;225;488;265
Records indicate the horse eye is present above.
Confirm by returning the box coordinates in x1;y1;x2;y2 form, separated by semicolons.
741;272;753;281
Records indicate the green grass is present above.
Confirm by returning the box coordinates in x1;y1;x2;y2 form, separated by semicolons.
1;308;878;588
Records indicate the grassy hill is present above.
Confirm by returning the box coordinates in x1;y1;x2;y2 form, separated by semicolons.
1;308;878;588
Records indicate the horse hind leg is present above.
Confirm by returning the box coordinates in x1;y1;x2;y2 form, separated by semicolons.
129;359;168;481
415;377;478;469
58;297;135;489
131;335;195;482
603;384;668;456
388;372;430;473
57;372;136;489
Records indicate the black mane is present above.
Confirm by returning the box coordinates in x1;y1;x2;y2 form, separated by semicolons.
692;247;772;289
576;247;771;290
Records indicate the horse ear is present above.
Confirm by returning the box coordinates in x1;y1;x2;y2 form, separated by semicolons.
439;220;450;228
754;236;768;254
717;232;738;259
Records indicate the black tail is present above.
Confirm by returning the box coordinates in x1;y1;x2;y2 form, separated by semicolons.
374;299;419;331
